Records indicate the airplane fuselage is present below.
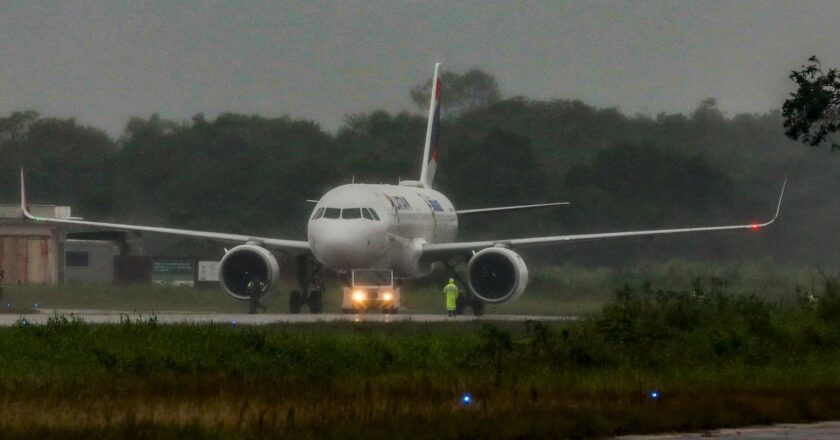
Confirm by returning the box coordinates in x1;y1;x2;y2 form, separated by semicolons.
307;182;458;277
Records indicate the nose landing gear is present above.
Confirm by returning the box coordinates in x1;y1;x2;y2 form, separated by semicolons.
289;255;325;314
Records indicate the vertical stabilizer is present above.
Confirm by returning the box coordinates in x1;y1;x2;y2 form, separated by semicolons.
419;63;442;189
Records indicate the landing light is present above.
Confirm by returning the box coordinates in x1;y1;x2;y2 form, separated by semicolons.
352;290;366;302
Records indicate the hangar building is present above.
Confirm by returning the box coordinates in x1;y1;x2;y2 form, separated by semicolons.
0;204;71;284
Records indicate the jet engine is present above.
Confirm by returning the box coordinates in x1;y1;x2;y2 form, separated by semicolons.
467;247;529;304
218;244;280;300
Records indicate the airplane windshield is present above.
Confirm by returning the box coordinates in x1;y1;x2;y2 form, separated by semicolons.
342;208;362;219
323;208;341;219
317;207;380;221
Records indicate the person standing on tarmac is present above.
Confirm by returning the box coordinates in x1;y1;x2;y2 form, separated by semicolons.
444;278;459;317
247;274;267;314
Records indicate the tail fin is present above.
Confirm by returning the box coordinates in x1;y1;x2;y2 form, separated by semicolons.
419;63;442;189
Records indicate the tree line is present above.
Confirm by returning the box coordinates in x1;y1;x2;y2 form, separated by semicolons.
0;69;837;265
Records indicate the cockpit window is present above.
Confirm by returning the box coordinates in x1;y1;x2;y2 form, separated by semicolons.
362;208;374;220
311;207;325;220
369;208;381;221
342;208;362;219
323;208;341;219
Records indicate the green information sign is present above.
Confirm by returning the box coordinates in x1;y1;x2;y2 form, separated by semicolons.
152;260;195;287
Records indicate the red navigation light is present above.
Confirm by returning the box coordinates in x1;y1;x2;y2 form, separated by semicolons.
751;224;760;231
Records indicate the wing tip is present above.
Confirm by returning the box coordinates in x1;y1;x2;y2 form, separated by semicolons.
19;167;34;219
771;177;787;222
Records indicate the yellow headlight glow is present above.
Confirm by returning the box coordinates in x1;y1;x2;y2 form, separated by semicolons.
352;290;366;302
381;292;393;301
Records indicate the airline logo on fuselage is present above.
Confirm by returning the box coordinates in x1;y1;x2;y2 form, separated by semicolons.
383;194;413;211
425;198;445;212
381;193;445;213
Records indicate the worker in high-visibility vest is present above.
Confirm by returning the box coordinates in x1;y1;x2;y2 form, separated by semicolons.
444;278;459;317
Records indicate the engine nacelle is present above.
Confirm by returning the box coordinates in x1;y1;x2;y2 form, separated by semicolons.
467;247;529;304
218;244;280;300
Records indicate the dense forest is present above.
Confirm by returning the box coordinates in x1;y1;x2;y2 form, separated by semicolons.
0;72;836;266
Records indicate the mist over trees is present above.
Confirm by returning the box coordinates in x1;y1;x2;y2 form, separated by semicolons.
410;69;501;115
0;70;836;265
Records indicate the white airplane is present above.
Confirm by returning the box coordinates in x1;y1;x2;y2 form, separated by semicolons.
19;63;786;314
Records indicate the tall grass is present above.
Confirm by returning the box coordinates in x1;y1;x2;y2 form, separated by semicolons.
4;272;840;437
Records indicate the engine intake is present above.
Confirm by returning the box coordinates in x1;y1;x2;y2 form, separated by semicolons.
219;244;280;300
467;247;528;304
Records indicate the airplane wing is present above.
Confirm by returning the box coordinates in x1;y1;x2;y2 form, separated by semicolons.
455;202;569;215
422;180;786;261
19;169;310;252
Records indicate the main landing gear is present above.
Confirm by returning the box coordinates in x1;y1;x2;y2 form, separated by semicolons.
455;292;485;317
289;255;324;314
442;259;485;317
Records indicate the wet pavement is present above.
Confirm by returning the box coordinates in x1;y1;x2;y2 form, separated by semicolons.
619;421;840;439
0;311;577;326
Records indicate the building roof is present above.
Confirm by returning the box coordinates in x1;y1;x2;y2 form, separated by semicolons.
0;205;73;219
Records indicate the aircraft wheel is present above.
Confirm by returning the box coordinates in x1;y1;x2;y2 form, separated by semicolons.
309;290;324;314
455;293;467;315
289;290;303;314
471;298;485;316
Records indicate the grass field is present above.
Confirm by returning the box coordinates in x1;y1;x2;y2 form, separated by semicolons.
2;264;840;438
0;259;819;316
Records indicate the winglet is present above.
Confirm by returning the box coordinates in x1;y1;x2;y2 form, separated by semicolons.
759;178;786;227
773;178;787;221
20;168;35;220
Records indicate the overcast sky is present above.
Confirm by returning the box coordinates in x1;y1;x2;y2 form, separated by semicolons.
1;1;838;136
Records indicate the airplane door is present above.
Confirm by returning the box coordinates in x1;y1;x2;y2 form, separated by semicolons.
426;196;439;237
377;193;399;231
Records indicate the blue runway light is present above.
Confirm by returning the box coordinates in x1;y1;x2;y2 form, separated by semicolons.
649;390;660;400
231;320;237;325
461;392;473;406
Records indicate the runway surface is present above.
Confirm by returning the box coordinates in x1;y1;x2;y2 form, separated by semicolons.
0;311;577;326
618;421;840;439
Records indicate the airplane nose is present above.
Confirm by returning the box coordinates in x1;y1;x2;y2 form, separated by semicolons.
310;223;387;269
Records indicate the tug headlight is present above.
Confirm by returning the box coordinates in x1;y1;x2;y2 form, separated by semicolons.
382;292;393;301
352;290;366;302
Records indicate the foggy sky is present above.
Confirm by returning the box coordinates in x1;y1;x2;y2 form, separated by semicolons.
1;1;838;136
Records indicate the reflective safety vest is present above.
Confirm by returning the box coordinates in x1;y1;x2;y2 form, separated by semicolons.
444;283;459;311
